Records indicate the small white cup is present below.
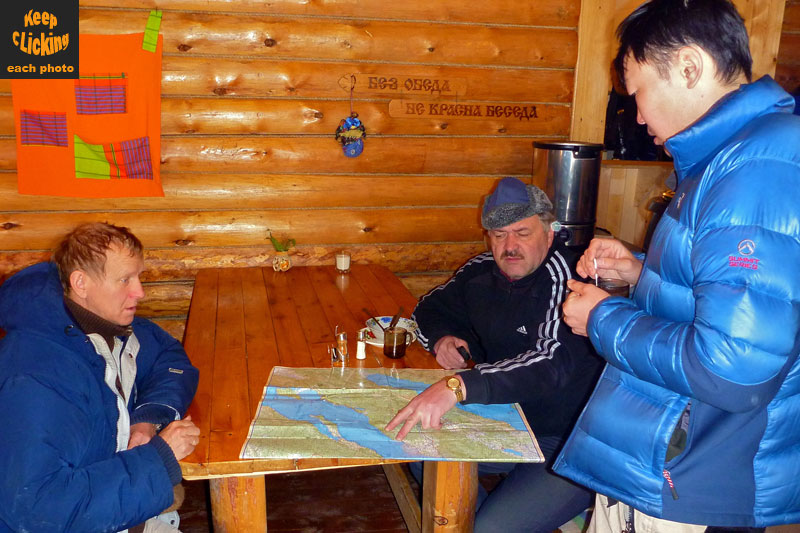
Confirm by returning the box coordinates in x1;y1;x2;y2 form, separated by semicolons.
335;252;351;274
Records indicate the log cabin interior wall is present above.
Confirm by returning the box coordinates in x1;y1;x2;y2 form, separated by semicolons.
0;0;792;340
0;0;582;340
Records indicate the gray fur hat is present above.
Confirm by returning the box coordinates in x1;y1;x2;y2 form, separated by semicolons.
481;177;553;230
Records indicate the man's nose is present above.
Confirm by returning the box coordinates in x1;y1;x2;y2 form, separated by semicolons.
130;278;145;300
504;233;519;250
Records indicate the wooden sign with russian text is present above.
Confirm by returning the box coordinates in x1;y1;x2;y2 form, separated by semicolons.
389;100;539;121
351;74;467;96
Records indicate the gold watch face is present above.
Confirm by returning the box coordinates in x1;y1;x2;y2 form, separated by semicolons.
447;377;460;389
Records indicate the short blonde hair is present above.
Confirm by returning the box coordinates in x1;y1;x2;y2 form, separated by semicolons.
53;222;143;292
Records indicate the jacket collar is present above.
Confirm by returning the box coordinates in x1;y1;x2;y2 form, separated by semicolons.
666;76;794;184
64;297;132;350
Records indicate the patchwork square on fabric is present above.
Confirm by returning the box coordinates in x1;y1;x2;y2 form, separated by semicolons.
75;74;128;115
20;110;68;147
74;134;153;180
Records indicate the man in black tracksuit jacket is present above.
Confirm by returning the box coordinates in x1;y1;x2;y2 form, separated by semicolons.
387;177;602;533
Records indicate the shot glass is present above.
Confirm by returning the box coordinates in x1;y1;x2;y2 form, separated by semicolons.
335;252;351;274
383;326;410;359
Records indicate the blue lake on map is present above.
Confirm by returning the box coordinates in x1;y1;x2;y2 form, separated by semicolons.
263;386;418;458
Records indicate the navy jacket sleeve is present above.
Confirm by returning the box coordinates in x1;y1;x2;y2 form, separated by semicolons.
0;363;174;532
412;253;492;361
129;319;199;429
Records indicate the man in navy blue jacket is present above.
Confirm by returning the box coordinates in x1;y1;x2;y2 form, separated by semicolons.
0;222;200;532
387;178;602;532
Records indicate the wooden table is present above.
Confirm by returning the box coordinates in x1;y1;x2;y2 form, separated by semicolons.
180;264;477;532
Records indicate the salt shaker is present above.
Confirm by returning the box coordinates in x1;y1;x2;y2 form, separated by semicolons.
356;329;367;360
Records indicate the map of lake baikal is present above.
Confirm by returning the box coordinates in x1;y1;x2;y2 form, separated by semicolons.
240;367;543;462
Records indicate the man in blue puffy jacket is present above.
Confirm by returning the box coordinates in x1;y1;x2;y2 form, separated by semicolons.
558;0;800;530
0;222;200;532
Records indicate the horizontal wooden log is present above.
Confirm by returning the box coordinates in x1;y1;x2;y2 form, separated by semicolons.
159;57;574;101
0;58;574;103
0;243;485;284
138;281;194;317
161;99;569;137
159;137;536;175
0;137;539;174
80;9;578;69
0;209;484;250
0;173;503;211
78;0;580;27
0;97;569;137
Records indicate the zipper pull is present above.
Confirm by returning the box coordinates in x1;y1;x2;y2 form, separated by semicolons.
663;469;679;500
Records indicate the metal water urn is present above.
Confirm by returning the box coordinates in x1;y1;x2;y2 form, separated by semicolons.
532;141;604;248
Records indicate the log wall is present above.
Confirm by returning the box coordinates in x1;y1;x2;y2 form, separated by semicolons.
0;0;581;340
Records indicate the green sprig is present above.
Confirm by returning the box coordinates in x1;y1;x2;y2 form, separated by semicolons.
268;232;296;252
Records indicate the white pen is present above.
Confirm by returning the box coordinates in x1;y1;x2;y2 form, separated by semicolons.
593;257;599;286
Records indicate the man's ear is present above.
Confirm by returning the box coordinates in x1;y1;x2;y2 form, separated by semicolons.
69;270;88;299
676;46;703;89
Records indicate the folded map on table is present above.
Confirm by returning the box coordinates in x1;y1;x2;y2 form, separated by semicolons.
240;366;543;462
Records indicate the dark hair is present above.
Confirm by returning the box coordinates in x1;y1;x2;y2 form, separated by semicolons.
53;222;143;292
614;0;752;89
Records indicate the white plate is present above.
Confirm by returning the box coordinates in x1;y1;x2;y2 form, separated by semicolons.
365;316;418;338
361;328;417;347
361;317;417;346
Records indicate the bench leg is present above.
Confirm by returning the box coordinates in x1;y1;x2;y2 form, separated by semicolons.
383;463;422;533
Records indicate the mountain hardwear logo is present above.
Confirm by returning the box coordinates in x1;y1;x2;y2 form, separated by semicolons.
738;239;756;255
729;239;759;270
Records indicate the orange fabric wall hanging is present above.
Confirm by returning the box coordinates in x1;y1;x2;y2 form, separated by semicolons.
11;32;163;198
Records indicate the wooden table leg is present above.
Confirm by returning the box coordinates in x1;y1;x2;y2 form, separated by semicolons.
421;461;478;532
209;475;267;532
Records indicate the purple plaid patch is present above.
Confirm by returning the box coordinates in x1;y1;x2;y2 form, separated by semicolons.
75;74;128;115
20;110;68;147
119;137;153;180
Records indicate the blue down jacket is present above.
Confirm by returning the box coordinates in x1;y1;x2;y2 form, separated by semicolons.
554;76;800;527
0;263;199;532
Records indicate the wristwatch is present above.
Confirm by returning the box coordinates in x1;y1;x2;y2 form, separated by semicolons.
445;375;464;403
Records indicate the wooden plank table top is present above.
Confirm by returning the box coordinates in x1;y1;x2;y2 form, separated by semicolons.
180;264;477;532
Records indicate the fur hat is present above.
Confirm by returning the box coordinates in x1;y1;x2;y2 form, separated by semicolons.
481;177;553;230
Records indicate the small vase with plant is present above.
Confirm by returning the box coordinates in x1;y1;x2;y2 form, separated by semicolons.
269;232;296;272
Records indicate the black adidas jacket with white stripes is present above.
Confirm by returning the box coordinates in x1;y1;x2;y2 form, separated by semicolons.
413;241;602;441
